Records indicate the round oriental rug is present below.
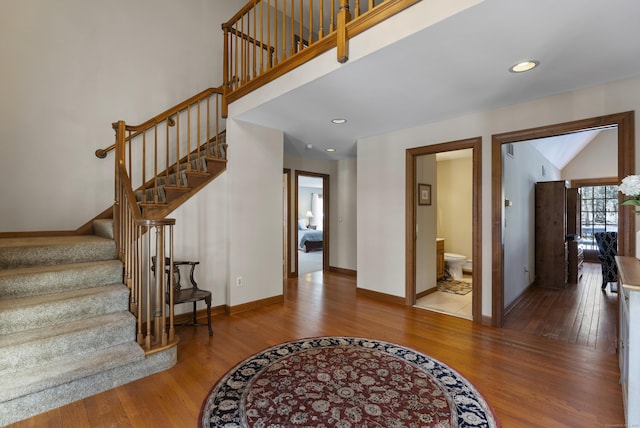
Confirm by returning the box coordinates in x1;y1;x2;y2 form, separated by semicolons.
199;337;499;428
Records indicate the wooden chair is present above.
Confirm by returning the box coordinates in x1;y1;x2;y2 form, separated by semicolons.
152;257;213;336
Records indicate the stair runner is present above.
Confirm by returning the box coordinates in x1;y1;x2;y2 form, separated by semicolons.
136;135;226;205
0;219;176;426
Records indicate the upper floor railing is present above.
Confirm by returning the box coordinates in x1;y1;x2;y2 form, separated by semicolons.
222;0;420;105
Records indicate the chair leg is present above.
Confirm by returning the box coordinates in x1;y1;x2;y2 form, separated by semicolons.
205;295;213;336
193;302;198;325
602;280;608;290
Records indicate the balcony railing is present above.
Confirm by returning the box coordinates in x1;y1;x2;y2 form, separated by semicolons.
222;0;420;105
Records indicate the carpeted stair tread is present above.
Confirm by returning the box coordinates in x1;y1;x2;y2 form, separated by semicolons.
0;259;123;299
0;284;129;335
0;235;116;269
0;311;135;377
0;341;145;403
93;219;114;239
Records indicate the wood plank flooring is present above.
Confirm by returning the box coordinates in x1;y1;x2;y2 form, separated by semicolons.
9;270;624;427
504;262;618;353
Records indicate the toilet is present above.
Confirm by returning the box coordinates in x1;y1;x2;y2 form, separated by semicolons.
444;253;467;280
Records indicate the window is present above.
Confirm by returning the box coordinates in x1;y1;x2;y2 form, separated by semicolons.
579;184;618;253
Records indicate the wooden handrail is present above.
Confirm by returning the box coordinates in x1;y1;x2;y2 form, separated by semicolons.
96;87;224;158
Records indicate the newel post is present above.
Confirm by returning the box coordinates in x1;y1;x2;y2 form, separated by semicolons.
337;0;351;63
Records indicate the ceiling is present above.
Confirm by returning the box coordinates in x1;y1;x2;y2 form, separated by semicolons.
235;0;640;162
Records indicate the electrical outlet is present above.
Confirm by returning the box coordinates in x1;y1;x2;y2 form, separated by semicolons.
236;276;243;287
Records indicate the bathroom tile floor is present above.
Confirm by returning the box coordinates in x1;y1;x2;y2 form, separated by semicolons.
415;275;472;320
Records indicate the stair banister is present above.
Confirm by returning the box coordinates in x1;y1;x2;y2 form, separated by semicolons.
113;120;177;352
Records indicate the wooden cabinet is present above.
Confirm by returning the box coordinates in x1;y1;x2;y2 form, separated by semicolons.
566;187;582;283
615;256;640;426
568;241;584;283
436;239;445;280
535;181;568;289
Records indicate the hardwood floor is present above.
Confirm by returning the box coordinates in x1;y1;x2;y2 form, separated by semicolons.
504;262;619;353
10;270;623;427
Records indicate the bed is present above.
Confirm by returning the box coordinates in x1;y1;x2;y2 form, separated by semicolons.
298;220;323;252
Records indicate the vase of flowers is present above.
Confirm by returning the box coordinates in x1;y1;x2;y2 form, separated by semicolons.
619;175;640;209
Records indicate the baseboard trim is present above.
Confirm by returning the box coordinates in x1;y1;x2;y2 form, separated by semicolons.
227;294;284;315
504;280;536;317
416;286;437;299
356;288;405;305
174;304;226;326
328;266;357;277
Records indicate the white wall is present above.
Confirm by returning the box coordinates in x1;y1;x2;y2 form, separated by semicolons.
0;0;240;232
358;76;640;316
333;158;358;271
502;142;560;307
562;128;618;181
227;119;284;306
436;156;473;261
416;155;437;294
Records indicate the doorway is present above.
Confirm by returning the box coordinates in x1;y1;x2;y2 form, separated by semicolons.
295;171;329;276
406;137;482;323
491;111;635;327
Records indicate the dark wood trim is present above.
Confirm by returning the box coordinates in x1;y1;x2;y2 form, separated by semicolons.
491;111;635;327
283;169;292;280
356;287;406;305
405;137;482;323
569;177;618;187
416;287;437;299
295;170;330;276
328;266;357;277
227;294;284;315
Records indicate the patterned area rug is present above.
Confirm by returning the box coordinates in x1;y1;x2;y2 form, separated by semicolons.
438;279;472;295
199;337;499;427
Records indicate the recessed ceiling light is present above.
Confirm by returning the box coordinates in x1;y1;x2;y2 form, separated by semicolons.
326;148;336;152
331;118;347;124
509;60;539;73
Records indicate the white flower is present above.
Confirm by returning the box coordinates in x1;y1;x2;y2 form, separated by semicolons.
619;175;640;196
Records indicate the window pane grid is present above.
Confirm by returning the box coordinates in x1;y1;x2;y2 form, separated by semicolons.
579;184;618;251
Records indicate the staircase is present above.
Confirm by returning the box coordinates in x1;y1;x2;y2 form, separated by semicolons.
0;219;176;426
135;130;227;219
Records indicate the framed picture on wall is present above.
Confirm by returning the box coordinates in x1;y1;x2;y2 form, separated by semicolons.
418;183;431;205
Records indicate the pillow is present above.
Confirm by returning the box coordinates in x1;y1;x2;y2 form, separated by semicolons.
298;219;307;230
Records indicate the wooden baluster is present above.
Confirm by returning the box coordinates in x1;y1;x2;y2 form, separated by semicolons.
355;0;361;17
187;105;191;171
234;23;239;88
215;94;220;157
175;108;180;177
137;224;144;346
318;0;324;39
142;131;147;203
290;0;294;56
223;27;229;89
337;0;351;63
268;0;273;67
240;16;245;84
165;118;170;184
154;125;158;203
253;1;257;78
369;0;374;11
206;95;211;157
167;225;175;343
282;0;287;59
299;0;303;51
274;0;278;65
259;0;264;73
145;227;152;349
197;100;201;163
309;0;314;44
330;0;335;33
